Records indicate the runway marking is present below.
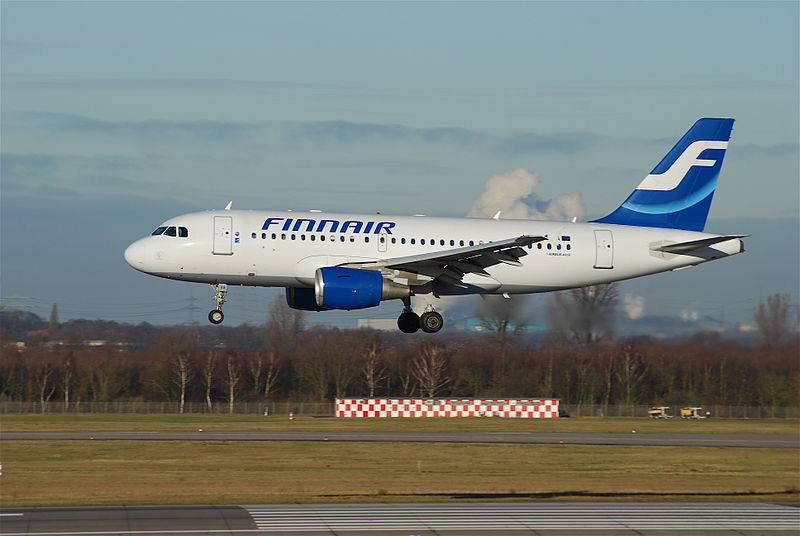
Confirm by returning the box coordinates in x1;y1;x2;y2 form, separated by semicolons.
0;513;24;516
245;503;800;532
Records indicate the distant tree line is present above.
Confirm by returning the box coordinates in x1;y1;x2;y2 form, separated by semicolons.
1;292;797;411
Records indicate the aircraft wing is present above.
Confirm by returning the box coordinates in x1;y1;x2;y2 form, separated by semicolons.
344;235;545;288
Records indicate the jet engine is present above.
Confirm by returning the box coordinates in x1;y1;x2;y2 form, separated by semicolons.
314;267;409;310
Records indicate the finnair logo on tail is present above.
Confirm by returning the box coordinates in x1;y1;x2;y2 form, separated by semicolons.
636;140;728;191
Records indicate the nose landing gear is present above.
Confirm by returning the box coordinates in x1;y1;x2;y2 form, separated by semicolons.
208;283;227;324
396;297;443;334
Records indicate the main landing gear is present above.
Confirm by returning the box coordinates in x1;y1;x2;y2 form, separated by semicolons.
208;283;227;324
397;297;443;334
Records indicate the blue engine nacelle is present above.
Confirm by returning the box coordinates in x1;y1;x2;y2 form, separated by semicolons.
285;287;326;311
314;267;384;310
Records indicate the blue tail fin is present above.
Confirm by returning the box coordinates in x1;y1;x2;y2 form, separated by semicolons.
593;118;734;232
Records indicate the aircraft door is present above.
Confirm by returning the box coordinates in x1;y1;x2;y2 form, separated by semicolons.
213;216;233;255
593;229;613;269
378;232;388;253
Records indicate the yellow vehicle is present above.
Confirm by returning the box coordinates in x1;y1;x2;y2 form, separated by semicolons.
680;407;709;419
647;406;673;418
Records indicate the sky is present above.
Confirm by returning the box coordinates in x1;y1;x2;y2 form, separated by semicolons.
1;1;798;329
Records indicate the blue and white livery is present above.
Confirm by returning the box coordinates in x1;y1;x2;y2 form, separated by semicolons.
124;118;746;333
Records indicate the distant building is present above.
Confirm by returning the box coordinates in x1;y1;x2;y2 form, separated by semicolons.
357;319;399;331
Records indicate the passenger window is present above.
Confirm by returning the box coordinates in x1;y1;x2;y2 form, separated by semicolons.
311;235;316;241
421;239;426;245
440;240;445;246
567;244;571;250
365;237;369;243
547;243;552;250
152;227;167;236
380;237;385;243
271;233;276;239
557;244;561;250
401;238;406;244
179;227;189;238
450;240;455;246
251;233;256;239
469;240;474;246
301;235;306;241
164;226;177;237
391;238;396;244
459;240;464;246
537;243;542;249
281;233;286;240
411;238;416;245
321;235;326;241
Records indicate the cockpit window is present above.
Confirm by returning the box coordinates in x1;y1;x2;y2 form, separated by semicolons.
164;226;177;237
178;227;188;238
152;227;167;236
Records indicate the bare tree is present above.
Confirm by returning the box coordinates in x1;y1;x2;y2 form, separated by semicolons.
754;293;793;346
362;338;387;397
173;352;192;414
547;283;618;345
61;352;76;410
615;345;648;405
412;344;451;397
203;350;216;411
266;296;305;352
48;303;59;336
246;352;263;397
476;295;529;345
224;352;242;414
262;350;281;397
30;351;57;413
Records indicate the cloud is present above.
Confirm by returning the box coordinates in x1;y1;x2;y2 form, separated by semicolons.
467;168;585;221
495;132;600;155
3;76;350;94
680;305;699;322
733;142;799;157
288;120;600;156
622;294;646;320
286;121;487;145
19;112;257;143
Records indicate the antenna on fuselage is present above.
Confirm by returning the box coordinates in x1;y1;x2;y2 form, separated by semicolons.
492;211;501;220
224;201;232;210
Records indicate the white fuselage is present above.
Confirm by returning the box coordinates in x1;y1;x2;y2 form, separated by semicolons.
124;209;744;295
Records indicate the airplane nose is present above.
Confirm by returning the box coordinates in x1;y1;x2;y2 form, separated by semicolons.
124;239;148;271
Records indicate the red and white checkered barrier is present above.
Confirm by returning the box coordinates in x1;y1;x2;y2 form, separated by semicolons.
336;398;559;418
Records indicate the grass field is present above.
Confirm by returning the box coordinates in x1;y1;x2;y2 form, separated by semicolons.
1;415;798;507
2;413;798;434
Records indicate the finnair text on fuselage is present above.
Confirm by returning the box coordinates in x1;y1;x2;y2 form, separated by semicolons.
262;217;397;234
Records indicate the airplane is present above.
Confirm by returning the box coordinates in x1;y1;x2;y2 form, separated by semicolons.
124;117;746;333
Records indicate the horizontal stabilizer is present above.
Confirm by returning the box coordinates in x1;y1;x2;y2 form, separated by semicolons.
654;234;748;254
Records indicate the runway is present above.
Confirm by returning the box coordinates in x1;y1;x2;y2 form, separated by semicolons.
1;503;798;535
2;430;797;448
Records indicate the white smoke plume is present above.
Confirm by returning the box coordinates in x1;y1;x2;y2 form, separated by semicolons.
622;294;646;320
467;168;585;221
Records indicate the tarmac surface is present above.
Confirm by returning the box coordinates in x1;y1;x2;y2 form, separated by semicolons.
1;503;798;535
1;431;797;448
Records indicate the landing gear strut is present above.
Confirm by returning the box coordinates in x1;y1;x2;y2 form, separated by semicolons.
396;297;443;334
208;283;227;324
